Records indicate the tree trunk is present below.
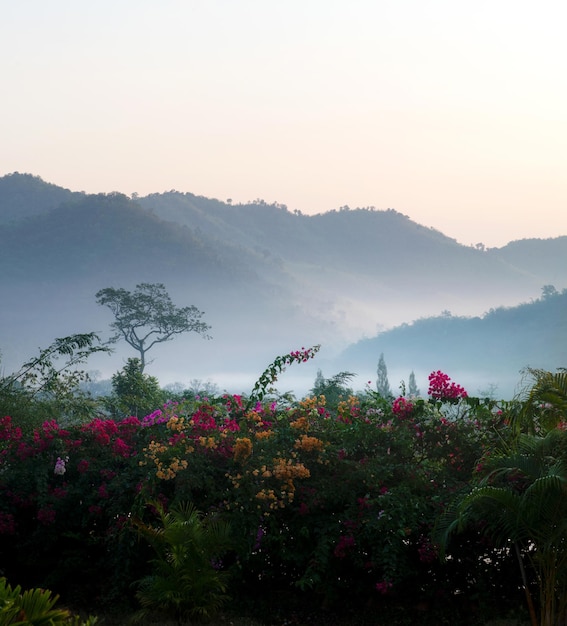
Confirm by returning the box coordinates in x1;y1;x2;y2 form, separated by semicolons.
514;541;539;626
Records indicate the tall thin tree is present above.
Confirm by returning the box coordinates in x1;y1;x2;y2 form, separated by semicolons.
376;353;392;398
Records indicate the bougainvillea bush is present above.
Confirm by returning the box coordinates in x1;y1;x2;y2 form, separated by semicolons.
0;354;527;623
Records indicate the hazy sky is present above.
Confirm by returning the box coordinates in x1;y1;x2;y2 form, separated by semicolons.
2;0;566;247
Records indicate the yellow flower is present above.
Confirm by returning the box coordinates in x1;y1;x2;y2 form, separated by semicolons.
294;434;325;453
233;437;253;464
299;395;326;410
245;410;263;423
290;417;310;431
166;416;185;432
198;436;218;449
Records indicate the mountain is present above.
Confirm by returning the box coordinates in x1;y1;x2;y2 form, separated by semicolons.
0;172;565;396
0;172;81;225
486;238;567;287
337;290;567;399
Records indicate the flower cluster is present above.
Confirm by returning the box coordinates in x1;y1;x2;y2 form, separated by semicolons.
294;434;325;453
392;396;414;418
288;346;320;364
337;396;361;423
428;370;468;401
233;437;253;464
81;417;140;458
53;456;67;475
334;534;355;558
252;457;311;511
375;580;393;595
0;356;512;618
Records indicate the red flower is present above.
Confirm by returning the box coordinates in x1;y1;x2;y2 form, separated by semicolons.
37;507;56;525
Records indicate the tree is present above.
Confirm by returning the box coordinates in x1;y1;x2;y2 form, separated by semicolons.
541;284;559;300
105;358;165;418
441;430;567;626
408;370;420;397
376;353;392;398
439;371;567;626
96;283;211;371
310;369;355;411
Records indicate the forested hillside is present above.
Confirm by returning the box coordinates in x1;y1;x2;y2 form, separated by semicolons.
1;172;565;395
338;289;567;398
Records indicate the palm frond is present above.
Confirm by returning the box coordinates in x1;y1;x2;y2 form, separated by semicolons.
513;368;567;434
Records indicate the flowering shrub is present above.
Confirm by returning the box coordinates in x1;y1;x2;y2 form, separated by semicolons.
0;357;516;622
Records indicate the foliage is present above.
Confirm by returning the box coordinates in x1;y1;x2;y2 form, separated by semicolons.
95;283;211;371
131;501;232;624
104;358;165;419
0;353;539;624
0;577;98;625
0;333;110;427
309;369;355;411
512;367;567;434
0;412;151;609
439;376;567;626
247;345;320;407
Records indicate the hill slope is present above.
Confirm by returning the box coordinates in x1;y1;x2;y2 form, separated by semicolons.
337;291;567;398
1;172;566;395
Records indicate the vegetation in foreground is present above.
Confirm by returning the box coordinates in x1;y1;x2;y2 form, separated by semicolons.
0;333;566;626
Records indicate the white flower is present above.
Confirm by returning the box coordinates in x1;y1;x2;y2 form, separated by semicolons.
54;457;66;476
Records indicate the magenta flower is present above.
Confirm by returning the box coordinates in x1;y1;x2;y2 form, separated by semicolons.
392;396;414;418
37;507;56;525
375;580;392;594
428;370;468;401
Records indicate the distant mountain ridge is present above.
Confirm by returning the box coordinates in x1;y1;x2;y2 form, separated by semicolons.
337;289;567;398
0;172;565;395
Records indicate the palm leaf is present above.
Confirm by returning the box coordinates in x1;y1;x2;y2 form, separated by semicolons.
132;500;232;623
513;368;567;434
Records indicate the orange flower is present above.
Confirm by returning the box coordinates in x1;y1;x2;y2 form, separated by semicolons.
233;437;253;464
290;416;310;431
255;430;273;440
294;434;325;453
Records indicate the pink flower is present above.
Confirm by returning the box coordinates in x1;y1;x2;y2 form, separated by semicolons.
298;502;310;515
112;437;131;458
392;396;414;418
98;483;109;499
334;535;355;558
37;507;56;525
428;370;468;401
222;419;240;432
375;580;392;595
54;457;66;475
0;512;16;535
0;416;22;441
51;485;68;499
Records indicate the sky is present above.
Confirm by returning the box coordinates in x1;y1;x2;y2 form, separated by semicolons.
2;0;566;248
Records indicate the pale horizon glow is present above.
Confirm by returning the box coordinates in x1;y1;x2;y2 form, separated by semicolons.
2;0;566;247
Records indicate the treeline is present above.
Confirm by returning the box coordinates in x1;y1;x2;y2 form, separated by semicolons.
340;286;567;398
